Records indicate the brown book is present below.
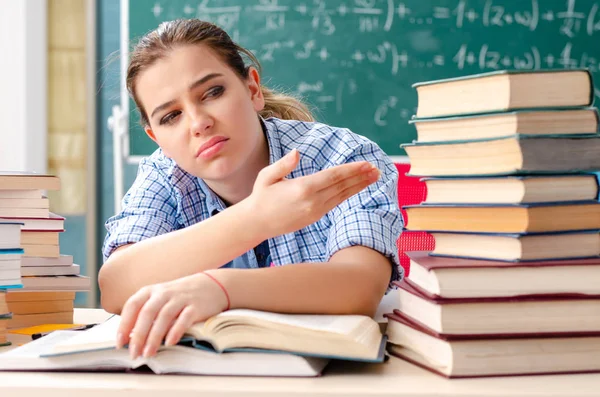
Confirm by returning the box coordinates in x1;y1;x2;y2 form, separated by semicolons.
402;135;600;177
7;299;74;315
429;230;600;261
5;291;76;302
403;202;600;233
0;172;60;191
411;108;599;142
385;311;600;378
0;208;49;219
22;244;60;258
0;316;8;346
21;275;90;291
0;197;49;209
0;190;43;199
393;279;600;335
21;264;80;277
407;251;600;299
7;311;74;329
422;175;599;204
20;231;60;245
413;69;592;119
20;255;72;267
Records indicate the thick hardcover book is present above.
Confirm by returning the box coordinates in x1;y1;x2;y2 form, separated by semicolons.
413;69;593;119
403;201;600;233
421;174;600;204
391;278;600;335
410;107;600;143
384;310;600;378
402;134;600;177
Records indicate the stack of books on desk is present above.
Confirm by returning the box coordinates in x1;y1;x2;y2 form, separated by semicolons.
386;69;600;378
0;172;90;329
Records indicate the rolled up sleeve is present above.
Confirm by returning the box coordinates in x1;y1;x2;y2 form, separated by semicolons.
326;144;404;286
102;157;179;261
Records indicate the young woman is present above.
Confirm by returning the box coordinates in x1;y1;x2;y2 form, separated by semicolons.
99;19;403;359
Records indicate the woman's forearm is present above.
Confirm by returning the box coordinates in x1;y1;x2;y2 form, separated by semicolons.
99;199;266;313
213;248;392;317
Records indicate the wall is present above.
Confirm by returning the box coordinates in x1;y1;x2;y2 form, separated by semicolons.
0;1;47;173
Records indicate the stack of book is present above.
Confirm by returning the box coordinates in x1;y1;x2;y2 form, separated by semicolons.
0;172;90;329
0;220;23;346
386;69;600;378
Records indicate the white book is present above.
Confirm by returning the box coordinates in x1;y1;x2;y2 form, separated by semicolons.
0;330;328;377
0;258;20;271
0;278;21;288
0;268;20;281
0;221;21;248
21;264;80;277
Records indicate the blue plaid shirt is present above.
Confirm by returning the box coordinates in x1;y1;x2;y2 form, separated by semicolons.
103;117;404;284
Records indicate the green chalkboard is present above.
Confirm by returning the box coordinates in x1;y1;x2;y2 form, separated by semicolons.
127;0;600;157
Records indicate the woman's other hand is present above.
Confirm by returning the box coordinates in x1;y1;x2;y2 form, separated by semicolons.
247;149;380;238
115;271;228;358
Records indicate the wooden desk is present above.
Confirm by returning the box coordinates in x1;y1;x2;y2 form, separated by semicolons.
2;309;599;397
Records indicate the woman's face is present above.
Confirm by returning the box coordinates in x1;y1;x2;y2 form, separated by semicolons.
136;44;265;181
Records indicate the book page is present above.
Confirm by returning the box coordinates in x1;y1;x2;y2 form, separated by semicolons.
3;330;80;358
49;315;120;355
211;309;371;335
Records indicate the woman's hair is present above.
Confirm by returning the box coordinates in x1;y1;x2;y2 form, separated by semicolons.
126;19;314;126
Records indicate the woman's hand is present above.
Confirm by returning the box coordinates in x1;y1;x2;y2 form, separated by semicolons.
115;271;228;359
247;149;380;238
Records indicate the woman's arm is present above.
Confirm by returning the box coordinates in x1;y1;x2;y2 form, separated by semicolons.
99;150;381;313
222;245;392;315
118;245;392;358
98;200;264;314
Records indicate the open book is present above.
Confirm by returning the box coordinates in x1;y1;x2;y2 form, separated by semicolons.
0;309;385;376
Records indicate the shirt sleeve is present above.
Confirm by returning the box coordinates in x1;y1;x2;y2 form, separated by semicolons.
325;141;404;287
102;157;179;261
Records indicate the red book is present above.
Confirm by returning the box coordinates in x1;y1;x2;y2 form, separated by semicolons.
0;213;65;231
405;250;600;298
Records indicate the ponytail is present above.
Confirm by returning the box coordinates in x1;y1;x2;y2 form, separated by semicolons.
259;86;315;122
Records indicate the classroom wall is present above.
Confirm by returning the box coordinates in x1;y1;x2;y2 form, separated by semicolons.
0;1;47;173
47;0;94;307
47;0;88;215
